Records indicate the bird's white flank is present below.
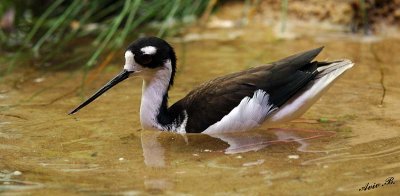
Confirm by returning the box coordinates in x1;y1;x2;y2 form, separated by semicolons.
203;89;276;134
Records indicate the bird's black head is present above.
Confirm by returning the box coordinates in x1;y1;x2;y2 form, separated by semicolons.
68;37;177;115
125;36;177;86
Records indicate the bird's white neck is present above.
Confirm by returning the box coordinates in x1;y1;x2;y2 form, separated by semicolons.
139;62;172;130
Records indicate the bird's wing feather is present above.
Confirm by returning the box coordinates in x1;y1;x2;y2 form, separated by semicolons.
169;47;323;133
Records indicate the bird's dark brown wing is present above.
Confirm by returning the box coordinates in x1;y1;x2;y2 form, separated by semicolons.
169;47;324;133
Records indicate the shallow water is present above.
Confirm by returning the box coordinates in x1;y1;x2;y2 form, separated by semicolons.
1;25;400;195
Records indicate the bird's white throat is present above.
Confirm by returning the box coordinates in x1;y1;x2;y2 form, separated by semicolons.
139;60;172;130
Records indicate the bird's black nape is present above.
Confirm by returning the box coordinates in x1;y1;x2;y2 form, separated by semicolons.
126;36;177;88
166;41;177;87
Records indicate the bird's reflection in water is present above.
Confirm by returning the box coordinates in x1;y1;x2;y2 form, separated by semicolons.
141;131;165;168
141;128;335;167
140;128;334;192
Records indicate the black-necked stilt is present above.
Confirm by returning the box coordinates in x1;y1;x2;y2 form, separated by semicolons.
69;37;354;134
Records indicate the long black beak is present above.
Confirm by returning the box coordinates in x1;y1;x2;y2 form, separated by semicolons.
69;70;131;115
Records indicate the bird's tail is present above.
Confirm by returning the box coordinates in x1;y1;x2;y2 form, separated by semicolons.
303;59;354;103
315;59;354;80
265;59;354;125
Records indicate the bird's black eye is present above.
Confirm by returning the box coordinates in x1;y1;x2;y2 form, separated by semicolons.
136;54;152;65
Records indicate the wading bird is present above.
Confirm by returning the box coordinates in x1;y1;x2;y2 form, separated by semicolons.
69;37;353;134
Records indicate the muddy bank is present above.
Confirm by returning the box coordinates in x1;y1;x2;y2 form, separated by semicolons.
214;0;400;35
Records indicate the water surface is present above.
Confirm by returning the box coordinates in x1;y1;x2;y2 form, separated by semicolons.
1;26;400;195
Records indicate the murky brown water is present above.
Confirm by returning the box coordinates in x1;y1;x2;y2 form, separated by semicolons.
1;23;400;195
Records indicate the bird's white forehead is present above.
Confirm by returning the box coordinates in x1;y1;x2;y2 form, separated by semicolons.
140;46;157;55
125;51;135;66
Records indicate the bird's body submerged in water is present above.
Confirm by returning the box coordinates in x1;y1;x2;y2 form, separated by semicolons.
70;37;354;134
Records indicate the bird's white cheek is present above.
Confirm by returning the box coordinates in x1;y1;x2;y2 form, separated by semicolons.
124;64;135;72
124;63;144;72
